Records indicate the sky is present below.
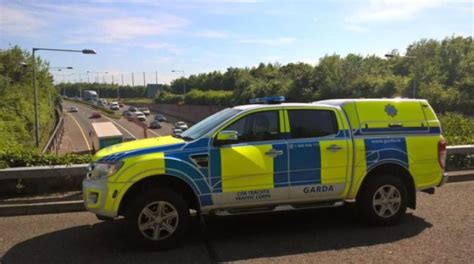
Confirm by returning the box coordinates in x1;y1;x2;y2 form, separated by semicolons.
0;0;473;85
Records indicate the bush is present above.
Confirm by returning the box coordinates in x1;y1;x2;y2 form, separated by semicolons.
155;92;184;104
184;90;233;105
439;112;474;170
439;112;474;145
0;46;59;150
0;147;91;169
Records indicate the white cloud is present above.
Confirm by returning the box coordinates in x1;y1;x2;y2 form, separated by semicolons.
0;6;47;37
195;30;228;38
68;15;189;44
240;37;296;46
350;0;441;23
344;0;471;32
3;3;190;44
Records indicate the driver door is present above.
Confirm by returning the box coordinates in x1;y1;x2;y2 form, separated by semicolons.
209;110;289;206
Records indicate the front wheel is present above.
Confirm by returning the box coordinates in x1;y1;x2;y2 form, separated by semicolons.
357;174;408;226
125;188;191;249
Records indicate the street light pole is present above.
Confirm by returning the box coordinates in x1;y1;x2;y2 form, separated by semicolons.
31;47;95;148
385;54;417;98
32;49;39;148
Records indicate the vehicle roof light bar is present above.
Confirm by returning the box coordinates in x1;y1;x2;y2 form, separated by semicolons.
249;96;285;104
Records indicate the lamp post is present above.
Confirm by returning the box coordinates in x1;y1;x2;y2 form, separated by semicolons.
385;53;417;98
171;70;186;95
32;48;96;148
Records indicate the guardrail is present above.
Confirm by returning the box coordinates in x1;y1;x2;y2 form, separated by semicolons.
42;107;65;154
0;146;472;181
446;144;474;155
0;164;88;180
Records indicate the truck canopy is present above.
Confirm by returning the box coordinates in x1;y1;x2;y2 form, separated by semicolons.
316;98;439;135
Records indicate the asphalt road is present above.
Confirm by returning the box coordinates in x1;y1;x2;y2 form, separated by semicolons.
60;101;176;154
0;182;472;263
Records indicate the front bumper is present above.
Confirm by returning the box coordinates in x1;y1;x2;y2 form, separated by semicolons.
83;178;117;218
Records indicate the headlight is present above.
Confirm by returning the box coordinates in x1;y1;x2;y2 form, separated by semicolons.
89;161;123;180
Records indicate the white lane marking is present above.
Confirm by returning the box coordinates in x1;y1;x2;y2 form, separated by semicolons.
67;112;91;151
102;115;137;139
147;128;160;136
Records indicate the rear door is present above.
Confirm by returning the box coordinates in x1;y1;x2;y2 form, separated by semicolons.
286;107;350;201
355;100;429;135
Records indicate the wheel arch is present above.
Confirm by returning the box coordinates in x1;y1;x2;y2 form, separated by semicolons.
357;162;416;209
118;174;201;216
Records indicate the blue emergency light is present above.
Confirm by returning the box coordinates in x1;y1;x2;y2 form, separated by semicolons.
249;96;285;104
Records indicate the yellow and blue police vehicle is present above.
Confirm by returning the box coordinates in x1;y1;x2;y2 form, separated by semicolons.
83;96;447;248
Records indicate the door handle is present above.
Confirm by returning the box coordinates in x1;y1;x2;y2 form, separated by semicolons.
265;149;284;157
326;144;342;152
389;123;403;128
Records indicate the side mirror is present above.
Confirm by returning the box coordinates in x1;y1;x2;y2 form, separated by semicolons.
216;130;238;142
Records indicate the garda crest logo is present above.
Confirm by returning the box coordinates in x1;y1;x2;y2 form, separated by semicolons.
385;104;398;117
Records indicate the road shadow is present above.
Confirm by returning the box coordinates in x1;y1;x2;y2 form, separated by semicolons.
2;217;210;264
204;206;433;262
2;206;432;263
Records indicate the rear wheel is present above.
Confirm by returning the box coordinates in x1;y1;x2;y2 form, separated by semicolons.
125;188;190;249
357;174;408;225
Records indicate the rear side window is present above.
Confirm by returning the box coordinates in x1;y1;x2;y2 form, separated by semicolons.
288;110;338;139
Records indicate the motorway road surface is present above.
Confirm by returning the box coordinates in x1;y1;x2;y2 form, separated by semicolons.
0;181;473;263
60;101;177;154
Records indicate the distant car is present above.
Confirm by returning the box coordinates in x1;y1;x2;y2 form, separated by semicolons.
122;110;132;117
174;121;188;131
128;106;138;112
154;114;167;122
149;120;162;129
90;112;101;118
135;113;146;122
172;128;182;135
110;102;119;110
119;102;124;108
68;106;78;113
139;108;151;116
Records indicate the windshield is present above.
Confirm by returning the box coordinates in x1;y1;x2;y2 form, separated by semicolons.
180;108;241;140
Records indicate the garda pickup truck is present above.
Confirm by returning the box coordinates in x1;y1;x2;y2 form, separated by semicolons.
83;97;447;248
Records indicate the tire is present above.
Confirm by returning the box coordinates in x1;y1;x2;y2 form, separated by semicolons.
357;174;408;226
124;188;191;249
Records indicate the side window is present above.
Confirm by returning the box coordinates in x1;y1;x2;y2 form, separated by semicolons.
224;111;280;143
288;109;338;139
